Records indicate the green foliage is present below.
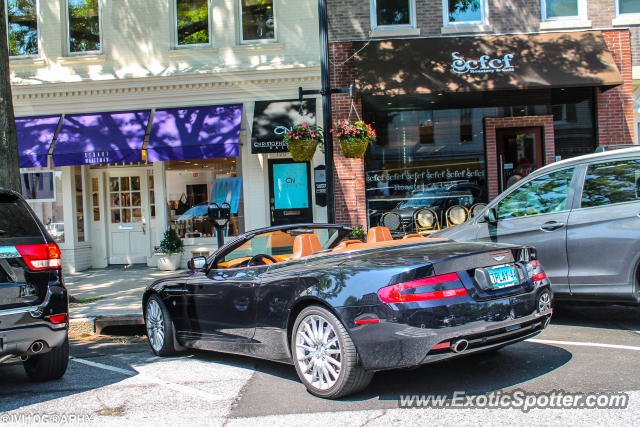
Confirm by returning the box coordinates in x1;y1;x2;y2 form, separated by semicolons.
7;0;37;56
177;0;210;45
157;228;184;255
348;226;366;241
68;0;101;53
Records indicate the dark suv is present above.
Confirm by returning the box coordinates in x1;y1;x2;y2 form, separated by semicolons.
0;188;69;381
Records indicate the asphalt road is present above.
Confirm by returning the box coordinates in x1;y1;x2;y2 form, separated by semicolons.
1;303;640;426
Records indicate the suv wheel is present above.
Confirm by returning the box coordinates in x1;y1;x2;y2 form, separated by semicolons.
291;305;373;399
23;338;69;382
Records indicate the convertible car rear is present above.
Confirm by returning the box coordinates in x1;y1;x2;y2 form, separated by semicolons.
142;224;552;399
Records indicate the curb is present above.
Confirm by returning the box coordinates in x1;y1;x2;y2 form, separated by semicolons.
69;314;144;335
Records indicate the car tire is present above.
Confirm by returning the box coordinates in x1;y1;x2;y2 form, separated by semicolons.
291;305;373;399
145;294;177;356
23;337;69;382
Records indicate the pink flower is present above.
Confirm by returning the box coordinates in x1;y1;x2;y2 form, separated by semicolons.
301;123;307;128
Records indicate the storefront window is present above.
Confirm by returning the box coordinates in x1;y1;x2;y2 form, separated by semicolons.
176;0;210;46
363;88;594;231
6;0;38;56
446;0;483;23
149;175;156;218
74;166;86;242
618;0;640;14
67;0;101;53
372;0;414;27
165;158;243;239
91;177;100;221
20;169;65;243
240;0;275;42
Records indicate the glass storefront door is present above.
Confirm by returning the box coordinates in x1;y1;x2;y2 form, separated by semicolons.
106;169;152;264
496;127;544;192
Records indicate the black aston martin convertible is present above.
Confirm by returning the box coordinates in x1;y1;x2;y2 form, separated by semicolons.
142;223;552;398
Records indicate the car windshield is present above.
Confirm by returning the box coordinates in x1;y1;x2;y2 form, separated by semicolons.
220;227;344;266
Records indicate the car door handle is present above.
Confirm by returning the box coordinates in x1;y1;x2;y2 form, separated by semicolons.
540;221;565;232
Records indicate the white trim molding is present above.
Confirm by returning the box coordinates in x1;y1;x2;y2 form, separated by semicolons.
370;0;417;31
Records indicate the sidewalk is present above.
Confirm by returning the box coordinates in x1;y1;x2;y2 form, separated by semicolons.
64;265;185;334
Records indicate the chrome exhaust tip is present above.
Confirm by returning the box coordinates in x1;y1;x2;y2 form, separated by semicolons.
20;355;29;362
30;341;44;354
452;338;469;353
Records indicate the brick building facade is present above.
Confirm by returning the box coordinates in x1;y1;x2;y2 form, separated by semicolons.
327;0;637;230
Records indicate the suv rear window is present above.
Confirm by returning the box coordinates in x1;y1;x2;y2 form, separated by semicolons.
0;193;42;242
581;159;640;208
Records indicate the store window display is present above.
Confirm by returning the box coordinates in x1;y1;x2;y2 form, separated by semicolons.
165;157;243;239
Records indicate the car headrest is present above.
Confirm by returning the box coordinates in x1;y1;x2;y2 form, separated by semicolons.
292;234;323;259
367;226;393;243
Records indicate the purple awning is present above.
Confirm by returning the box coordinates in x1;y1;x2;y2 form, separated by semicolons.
52;110;151;166
16;115;62;168
147;104;242;162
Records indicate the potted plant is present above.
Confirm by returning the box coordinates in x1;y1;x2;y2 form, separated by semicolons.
348;226;366;242
284;123;324;162
155;228;184;271
332;120;376;158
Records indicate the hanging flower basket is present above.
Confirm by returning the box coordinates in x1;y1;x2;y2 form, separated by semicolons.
332;120;376;159
284;124;324;162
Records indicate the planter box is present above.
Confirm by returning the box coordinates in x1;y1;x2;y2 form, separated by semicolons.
155;253;182;271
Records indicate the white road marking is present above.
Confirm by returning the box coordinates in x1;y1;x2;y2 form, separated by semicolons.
71;357;221;402
528;338;640;352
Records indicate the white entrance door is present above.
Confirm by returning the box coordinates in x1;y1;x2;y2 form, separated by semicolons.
107;170;152;264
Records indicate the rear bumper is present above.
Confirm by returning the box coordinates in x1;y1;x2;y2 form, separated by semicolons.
0;324;67;361
337;285;552;371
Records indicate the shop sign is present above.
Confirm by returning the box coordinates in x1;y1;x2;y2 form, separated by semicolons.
83;151;110;164
451;52;515;75
251;99;316;154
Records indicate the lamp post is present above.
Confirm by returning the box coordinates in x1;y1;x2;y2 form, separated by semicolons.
318;0;335;224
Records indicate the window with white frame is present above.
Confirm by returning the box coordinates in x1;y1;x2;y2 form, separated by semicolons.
444;0;486;25
67;0;101;54
6;0;38;57
617;0;640;15
370;0;416;29
175;0;211;46
541;0;585;20
240;0;276;43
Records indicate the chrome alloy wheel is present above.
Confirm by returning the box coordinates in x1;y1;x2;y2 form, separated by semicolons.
538;291;552;312
295;314;342;391
146;299;165;352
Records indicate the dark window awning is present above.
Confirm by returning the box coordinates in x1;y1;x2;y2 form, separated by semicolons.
53;110;150;166
354;31;624;95
16;115;62;168
147;104;242;162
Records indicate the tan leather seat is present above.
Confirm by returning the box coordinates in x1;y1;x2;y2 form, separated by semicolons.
292;234;322;259
367;226;393;243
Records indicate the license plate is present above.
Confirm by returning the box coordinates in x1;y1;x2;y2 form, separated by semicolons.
487;264;519;288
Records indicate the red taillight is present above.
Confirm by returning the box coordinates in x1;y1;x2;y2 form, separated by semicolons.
15;243;62;270
48;314;67;324
527;260;547;282
378;272;467;303
533;272;547;282
354;318;380;325
432;342;450;350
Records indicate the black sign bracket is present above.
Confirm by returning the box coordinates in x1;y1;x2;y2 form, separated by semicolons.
299;85;354;103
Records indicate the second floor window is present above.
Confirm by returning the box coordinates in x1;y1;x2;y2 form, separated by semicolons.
240;0;276;42
7;0;38;56
446;0;484;24
371;0;415;29
67;0;101;54
617;0;640;14
542;0;583;20
176;0;210;46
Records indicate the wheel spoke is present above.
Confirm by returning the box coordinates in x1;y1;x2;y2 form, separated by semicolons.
326;355;341;368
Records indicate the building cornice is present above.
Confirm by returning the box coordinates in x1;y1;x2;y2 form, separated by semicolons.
12;66;321;102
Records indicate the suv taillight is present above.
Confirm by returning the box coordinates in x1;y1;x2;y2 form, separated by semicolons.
15;243;62;270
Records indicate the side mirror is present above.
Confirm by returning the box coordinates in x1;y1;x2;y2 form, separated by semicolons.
483;207;498;224
188;256;207;270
